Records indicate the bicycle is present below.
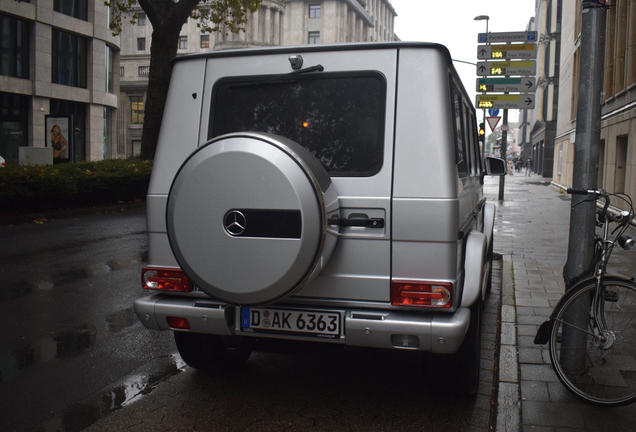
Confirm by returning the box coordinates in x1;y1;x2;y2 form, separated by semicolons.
534;188;636;407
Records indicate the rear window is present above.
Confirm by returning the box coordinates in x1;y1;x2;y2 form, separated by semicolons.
209;72;386;176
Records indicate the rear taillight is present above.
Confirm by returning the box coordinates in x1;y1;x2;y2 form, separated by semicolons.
390;281;453;308
141;267;193;292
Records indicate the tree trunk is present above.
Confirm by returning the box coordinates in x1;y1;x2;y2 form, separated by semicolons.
139;26;181;161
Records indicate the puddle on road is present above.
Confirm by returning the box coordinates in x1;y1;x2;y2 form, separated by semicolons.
106;307;137;333
1;252;146;302
1;307;139;384
31;354;186;432
0;325;97;383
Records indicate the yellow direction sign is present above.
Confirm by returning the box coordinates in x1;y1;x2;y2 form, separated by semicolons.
477;44;537;60
476;60;536;76
476;94;535;110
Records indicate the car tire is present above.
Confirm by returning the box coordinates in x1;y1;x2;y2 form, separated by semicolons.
485;239;494;294
174;332;252;371
454;298;482;396
423;298;482;397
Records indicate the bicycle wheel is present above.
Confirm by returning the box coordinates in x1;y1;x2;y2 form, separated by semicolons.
549;279;636;407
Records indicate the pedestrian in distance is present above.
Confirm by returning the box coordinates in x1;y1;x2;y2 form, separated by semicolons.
526;157;532;176
515;157;523;173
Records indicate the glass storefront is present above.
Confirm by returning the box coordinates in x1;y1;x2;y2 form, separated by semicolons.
0;92;29;166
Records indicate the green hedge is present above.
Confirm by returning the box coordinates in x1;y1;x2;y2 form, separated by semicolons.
0;159;153;216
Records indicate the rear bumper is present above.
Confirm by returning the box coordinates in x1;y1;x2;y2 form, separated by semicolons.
134;294;471;354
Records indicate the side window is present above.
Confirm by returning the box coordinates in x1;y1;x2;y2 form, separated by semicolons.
469;111;482;175
461;102;474;176
452;87;468;178
464;103;481;176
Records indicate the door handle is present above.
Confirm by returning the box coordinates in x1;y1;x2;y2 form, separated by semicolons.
328;216;385;228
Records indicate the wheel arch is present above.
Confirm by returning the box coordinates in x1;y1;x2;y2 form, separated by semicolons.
460;230;487;308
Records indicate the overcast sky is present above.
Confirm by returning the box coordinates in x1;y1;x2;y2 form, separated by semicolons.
390;0;537;124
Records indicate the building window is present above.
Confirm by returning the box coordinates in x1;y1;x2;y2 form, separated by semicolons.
179;36;187;50
132;140;141;157
138;65;149;76
571;47;580;120
105;45;114;93
615;135;628;194
54;0;88;21
200;35;210;49
0;92;29;165
103;107;112;159
52;29;87;88
0;14;30;79
137;38;145;51
137;12;146;26
131;96;144;124
309;4;321;18
308;31;320;44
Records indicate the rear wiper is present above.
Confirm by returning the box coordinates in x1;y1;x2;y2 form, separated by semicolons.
228;64;325;88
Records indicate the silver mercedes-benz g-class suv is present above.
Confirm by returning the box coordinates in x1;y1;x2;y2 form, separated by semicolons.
134;42;505;394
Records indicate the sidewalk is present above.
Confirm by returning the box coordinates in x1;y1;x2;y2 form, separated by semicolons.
485;172;636;431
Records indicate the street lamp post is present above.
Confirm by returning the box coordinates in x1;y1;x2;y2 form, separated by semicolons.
474;15;489;34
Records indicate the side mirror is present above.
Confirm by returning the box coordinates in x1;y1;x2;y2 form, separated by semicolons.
484;156;506;176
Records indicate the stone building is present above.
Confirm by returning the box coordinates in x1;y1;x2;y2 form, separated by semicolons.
118;0;397;157
518;0;562;178
0;0;120;165
552;0;636;206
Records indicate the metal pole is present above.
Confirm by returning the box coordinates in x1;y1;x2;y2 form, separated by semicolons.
561;0;606;373
563;1;606;289
498;109;508;200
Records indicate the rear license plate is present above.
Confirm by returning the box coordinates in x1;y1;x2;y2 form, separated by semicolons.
240;307;341;339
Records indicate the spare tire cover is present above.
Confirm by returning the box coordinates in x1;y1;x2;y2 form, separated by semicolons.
166;132;339;305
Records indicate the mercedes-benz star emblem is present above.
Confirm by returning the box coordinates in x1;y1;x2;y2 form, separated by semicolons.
224;210;246;236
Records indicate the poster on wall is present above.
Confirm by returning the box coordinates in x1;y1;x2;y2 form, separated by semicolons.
45;116;70;162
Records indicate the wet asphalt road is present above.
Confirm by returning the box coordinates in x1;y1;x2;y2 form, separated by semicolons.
0;207;174;432
0;207;500;432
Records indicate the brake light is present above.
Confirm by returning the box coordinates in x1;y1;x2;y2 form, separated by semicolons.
166;316;190;329
391;281;453;308
141;267;193;292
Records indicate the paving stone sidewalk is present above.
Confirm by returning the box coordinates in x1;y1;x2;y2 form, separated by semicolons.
485;173;636;432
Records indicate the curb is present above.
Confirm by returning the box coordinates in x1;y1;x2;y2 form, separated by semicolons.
496;254;521;432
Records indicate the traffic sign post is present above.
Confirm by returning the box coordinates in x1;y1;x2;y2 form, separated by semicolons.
476;30;538;201
477;77;536;93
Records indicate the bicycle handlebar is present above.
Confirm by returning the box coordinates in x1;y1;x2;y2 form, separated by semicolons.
567;187;597;195
568;188;612;222
567;188;634;226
